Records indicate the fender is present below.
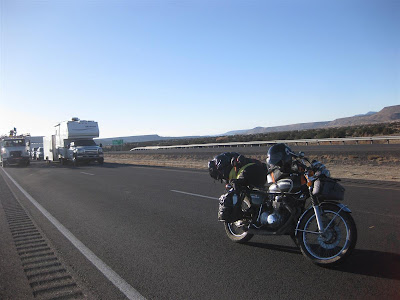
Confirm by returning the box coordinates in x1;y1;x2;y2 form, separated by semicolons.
295;201;352;235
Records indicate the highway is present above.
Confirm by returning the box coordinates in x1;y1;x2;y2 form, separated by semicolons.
1;161;399;299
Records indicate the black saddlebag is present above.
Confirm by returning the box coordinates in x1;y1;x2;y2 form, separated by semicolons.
313;177;345;200
218;192;241;222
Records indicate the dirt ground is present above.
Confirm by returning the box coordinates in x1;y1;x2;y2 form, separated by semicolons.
104;152;400;182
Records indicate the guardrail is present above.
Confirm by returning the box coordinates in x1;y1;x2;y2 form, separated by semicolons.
130;136;400;151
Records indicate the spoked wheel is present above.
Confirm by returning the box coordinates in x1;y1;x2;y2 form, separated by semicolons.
224;220;253;243
297;203;357;266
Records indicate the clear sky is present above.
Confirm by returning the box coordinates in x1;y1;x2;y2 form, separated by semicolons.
1;0;399;138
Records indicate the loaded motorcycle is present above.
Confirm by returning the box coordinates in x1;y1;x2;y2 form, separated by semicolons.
220;144;357;266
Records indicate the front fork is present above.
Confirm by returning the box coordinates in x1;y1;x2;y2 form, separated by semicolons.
313;204;325;233
309;186;325;233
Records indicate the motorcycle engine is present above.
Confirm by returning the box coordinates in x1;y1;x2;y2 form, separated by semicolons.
259;195;289;229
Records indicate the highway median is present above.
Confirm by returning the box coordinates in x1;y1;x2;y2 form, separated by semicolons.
104;144;400;182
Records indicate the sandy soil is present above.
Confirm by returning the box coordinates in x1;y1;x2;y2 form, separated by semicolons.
104;152;400;182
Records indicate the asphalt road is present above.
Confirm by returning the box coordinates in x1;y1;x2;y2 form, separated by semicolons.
1;161;399;299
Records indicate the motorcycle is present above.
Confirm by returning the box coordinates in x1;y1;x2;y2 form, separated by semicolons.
220;149;357;266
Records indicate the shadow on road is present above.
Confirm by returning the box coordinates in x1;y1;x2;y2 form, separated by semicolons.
245;241;301;255
334;249;400;280
245;242;400;281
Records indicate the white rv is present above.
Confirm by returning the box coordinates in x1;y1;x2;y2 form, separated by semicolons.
44;118;104;165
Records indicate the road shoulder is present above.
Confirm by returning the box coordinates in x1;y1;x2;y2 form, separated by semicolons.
0;174;34;299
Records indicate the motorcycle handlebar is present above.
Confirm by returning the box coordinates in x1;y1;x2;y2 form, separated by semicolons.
289;150;306;159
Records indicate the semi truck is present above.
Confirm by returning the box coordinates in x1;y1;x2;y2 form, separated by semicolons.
0;135;31;167
44;118;104;166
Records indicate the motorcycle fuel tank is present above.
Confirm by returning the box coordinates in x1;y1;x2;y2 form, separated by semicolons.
268;179;294;193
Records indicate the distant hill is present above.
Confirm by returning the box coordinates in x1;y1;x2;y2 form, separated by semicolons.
225;121;330;135
353;111;377;117
96;105;399;145
225;105;400;135
327;105;399;127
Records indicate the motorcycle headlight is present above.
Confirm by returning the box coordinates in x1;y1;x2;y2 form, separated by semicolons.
1;148;6;154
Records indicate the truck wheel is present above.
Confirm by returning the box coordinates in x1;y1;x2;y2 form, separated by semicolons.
98;158;104;165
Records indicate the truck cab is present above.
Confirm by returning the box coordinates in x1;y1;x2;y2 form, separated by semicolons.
0;136;31;167
67;139;104;165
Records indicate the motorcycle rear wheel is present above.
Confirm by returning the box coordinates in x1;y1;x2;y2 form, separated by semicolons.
224;221;253;243
297;203;357;266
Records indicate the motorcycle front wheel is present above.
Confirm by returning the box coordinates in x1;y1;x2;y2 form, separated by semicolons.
224;221;253;243
297;203;357;266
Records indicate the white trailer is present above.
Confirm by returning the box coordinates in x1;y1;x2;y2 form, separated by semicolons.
44;118;104;165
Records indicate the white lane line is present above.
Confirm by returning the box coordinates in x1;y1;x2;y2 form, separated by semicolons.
80;172;95;176
118;165;206;175
171;190;218;200
1;169;146;300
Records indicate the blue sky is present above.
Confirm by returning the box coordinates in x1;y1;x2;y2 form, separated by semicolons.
1;0;399;138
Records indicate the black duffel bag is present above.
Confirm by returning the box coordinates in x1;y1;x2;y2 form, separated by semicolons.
312;177;345;200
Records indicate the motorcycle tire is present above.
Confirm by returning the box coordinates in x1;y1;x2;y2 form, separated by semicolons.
296;203;357;266
224;221;253;243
